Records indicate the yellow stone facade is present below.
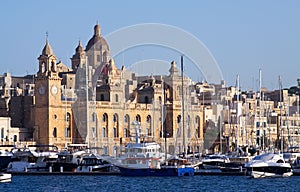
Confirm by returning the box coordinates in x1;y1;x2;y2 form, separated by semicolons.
33;24;204;156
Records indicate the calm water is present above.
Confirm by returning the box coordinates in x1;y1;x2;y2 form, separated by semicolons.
0;175;300;192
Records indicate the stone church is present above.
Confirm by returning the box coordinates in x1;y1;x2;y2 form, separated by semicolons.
33;24;204;155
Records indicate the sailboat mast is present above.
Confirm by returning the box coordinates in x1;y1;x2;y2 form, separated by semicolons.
181;55;187;157
279;76;283;152
236;74;239;153
259;69;263;151
86;56;90;150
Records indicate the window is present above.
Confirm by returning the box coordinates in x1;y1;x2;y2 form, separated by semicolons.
102;127;106;137
1;128;4;139
64;127;70;138
256;122;260;128
124;115;128;123
146;115;151;123
145;96;149;103
92;127;96;138
177;115;181;123
53;127;57;138
100;94;104;101
124;128;128;138
41;62;45;73
113;114;117;122
102;114;106;122
113;127;117;138
135;115;141;123
115;94;119;102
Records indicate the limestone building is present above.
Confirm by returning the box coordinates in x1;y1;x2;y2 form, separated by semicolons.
33;24;204;155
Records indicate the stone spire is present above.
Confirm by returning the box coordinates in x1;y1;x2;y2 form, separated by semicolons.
42;37;54;56
169;61;179;76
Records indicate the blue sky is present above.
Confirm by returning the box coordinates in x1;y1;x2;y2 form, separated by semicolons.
1;0;299;90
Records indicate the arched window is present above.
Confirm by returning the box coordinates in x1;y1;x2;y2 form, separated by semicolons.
51;61;56;72
135;115;141;123
177;115;181;123
146;115;151;136
41;62;45;73
113;114;119;137
102;114;107;122
124;115;130;138
146;115;151;123
113;114;117;122
102;113;108;138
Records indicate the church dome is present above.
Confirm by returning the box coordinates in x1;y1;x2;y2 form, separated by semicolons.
75;40;84;53
85;24;109;51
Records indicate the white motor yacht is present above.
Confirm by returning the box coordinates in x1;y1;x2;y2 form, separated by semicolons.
201;154;230;170
245;153;293;178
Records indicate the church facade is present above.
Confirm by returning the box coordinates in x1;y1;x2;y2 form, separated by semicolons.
33;24;204;156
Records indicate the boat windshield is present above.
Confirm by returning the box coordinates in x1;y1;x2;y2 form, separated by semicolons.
253;153;274;161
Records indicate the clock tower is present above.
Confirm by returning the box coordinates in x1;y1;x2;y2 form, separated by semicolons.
34;38;62;147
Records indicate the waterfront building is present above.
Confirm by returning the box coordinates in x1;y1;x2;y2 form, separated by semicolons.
32;23;204;155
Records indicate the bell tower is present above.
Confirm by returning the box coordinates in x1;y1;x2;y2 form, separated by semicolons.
34;37;62;147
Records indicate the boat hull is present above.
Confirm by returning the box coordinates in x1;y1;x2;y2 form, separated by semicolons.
0;173;11;182
250;170;293;178
118;166;194;177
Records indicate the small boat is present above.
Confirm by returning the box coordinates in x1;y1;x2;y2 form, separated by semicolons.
7;145;58;173
201;154;230;170
50;150;85;172
0;172;11;182
76;153;113;172
245;153;293;178
220;156;252;173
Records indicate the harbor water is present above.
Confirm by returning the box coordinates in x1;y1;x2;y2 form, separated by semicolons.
0;175;300;192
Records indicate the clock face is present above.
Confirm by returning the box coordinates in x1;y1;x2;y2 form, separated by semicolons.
51;85;58;95
38;85;45;95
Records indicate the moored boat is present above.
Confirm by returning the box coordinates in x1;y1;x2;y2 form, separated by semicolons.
201;154;230;170
245;153;293;178
76;153;113;172
117;156;194;177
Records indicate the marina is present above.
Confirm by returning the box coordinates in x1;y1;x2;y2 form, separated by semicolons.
1;1;300;191
1;175;300;192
